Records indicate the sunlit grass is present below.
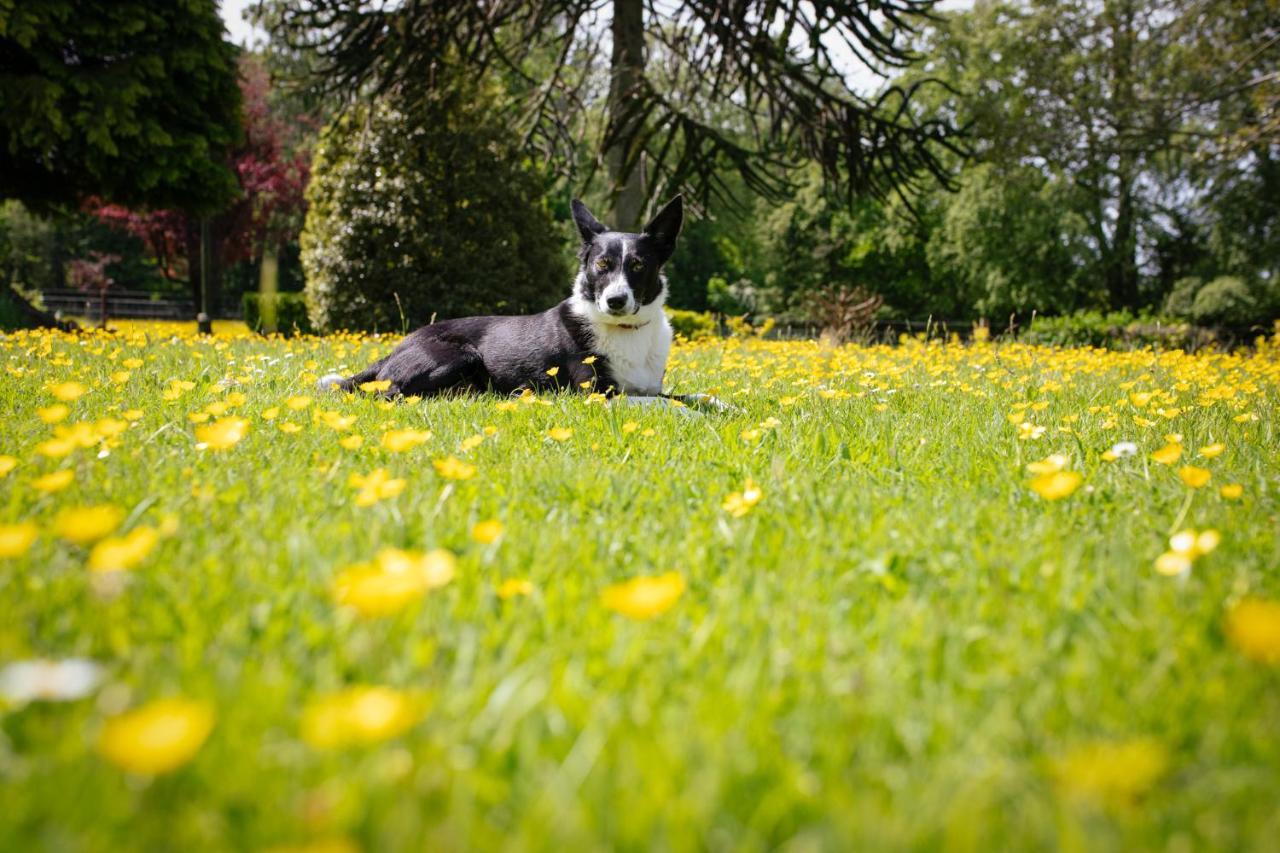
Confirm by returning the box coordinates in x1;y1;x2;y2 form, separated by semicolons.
1;322;1278;850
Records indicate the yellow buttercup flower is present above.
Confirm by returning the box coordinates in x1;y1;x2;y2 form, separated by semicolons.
0;455;17;477
471;519;504;544
1225;599;1280;664
195;417;249;450
459;434;484;452
1052;739;1168;806
49;381;87;401
278;422;302;434
1219;483;1243;500
433;456;476;480
333;548;456;616
36;404;69;423
339;434;364;450
300;686;422;749
54;505;124;545
1150;443;1182;465
722;479;764;517
1026;454;1068;475
1198;443;1225;459
286;395;312;410
547;427;573;442
1028;470;1082;501
601;572;686;619
319;411;356;431
1177;466;1211;488
545;366;559;377
31;469;74;493
0;522;38;558
348;468;407;507
497;579;534;599
98;699;215;775
381;428;432;452
87;527;159;572
359;379;391;393
1154;551;1192;577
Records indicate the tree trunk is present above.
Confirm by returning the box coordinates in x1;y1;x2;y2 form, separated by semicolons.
1104;0;1141;309
606;0;646;231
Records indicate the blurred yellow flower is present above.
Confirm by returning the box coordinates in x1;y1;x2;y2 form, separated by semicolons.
1178;466;1211;488
471;519;504;544
601;572;686;619
286;395;313;410
348;468;406;507
88;526;158;572
1198;443;1225;458
621;421;639;434
31;469;74;493
98;698;215;775
1028;470;1082;501
433;456;476;480
54;505;124;545
547;427;573;442
262;406;280;420
1225;599;1280;664
359;379;391;393
1154;551;1192;577
50;381;87;401
1026;454;1068;475
1051;738;1167;806
381;428;431;452
1220;483;1244;499
319;411;356;431
333;548;455;616
1169;528;1219;558
339;435;364;450
494;401;518;413
0;455;16;477
36;404;69;423
0;522;38;558
279;422;302;434
1016;421;1046;440
195;416;249;450
722;479;764;517
1150;443;1182;465
497;579;534;599
301;686;422;750
459;434;484;452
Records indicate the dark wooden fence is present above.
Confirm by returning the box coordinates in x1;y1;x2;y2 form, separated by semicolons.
40;289;195;321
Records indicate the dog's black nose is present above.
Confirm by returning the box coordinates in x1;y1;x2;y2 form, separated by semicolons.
606;294;628;310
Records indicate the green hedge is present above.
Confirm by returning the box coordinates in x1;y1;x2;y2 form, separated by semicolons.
243;292;312;337
667;308;718;340
1019;310;1208;349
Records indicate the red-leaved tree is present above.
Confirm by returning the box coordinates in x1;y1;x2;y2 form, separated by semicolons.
86;56;310;312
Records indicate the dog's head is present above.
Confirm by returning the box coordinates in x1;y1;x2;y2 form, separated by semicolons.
570;195;683;323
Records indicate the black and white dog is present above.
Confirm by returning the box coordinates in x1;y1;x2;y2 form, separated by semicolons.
320;196;683;399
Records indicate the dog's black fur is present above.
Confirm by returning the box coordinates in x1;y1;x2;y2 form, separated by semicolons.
329;196;683;398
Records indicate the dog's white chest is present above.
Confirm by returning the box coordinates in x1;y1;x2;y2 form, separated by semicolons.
595;318;671;395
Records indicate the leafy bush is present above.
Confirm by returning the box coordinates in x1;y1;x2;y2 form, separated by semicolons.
1020;310;1203;349
1190;276;1257;326
1163;276;1202;319
667;308;718;340
243;292;312;336
301;92;567;333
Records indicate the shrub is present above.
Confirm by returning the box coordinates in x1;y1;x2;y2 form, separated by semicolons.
301;92;567;333
667;308;718;340
1190;276;1257;326
243;292;312;336
1020;310;1201;349
1163;276;1202;319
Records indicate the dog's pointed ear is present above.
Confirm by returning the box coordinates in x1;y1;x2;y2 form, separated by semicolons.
571;199;607;243
642;195;683;256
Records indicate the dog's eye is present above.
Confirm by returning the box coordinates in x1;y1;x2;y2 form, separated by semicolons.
594;258;611;271
630;259;644;272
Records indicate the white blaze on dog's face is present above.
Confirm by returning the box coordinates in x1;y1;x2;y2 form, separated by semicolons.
570;197;683;324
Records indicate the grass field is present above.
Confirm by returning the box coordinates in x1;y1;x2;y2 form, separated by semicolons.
2;322;1279;851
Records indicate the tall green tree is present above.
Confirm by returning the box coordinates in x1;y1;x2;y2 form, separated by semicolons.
258;0;962;229
0;0;242;213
